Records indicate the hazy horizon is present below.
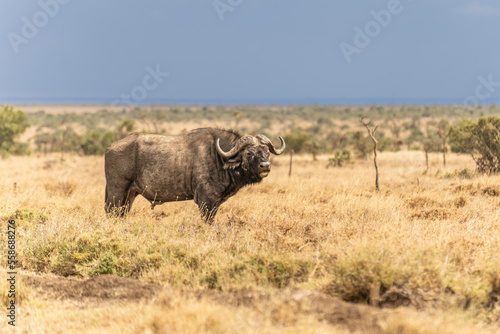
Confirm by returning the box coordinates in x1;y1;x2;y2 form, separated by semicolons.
4;97;500;107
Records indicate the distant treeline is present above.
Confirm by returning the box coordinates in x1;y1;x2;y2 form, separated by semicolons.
23;104;499;155
26;104;500;129
2;105;500;173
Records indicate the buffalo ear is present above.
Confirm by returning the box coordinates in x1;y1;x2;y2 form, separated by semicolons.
223;158;241;169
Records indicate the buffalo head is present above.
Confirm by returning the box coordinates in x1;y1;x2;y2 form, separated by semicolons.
216;134;286;179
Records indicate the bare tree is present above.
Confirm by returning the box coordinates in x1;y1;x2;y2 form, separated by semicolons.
436;119;450;168
440;133;448;168
60;115;69;162
360;118;379;192
422;139;432;171
422;129;441;171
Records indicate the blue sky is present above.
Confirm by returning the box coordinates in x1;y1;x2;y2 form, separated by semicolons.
0;0;499;105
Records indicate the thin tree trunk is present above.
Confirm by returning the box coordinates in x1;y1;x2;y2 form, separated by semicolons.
442;138;446;168
360;118;379;192
60;116;67;162
289;150;294;177
61;130;65;162
373;141;379;191
425;150;429;170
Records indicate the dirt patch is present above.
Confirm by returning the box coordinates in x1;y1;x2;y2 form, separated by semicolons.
181;289;388;333
23;273;161;301
20;273;500;333
322;280;474;313
377;286;470;310
22;273;391;332
21;273;460;312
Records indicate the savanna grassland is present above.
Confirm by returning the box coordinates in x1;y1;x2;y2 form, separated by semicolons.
1;149;500;333
1;105;500;333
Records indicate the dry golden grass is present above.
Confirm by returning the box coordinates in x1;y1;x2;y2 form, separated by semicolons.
1;150;500;333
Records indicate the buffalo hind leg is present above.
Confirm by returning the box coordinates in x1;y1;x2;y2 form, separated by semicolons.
124;188;139;214
105;180;134;217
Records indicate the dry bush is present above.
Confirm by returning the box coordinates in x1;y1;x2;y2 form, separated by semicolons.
454;196;467;208
411;208;451;220
406;195;441;209
454;183;477;195
44;180;77;197
482;186;500;197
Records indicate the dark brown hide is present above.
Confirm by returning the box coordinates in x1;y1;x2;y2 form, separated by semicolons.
104;128;285;221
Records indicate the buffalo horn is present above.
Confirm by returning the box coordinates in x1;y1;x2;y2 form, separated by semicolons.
255;134;286;155
216;135;255;158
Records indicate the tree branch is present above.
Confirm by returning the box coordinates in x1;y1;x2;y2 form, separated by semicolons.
360;117;379;191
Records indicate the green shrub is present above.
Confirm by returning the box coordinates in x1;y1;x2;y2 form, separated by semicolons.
327;149;353;167
81;129;115;155
352;131;372;158
449;116;500;173
0;106;29;156
283;132;311;154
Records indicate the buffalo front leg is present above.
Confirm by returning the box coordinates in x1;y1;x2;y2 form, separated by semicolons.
194;190;221;223
198;202;220;223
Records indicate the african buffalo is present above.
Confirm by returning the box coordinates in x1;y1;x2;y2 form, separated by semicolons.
104;128;285;221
